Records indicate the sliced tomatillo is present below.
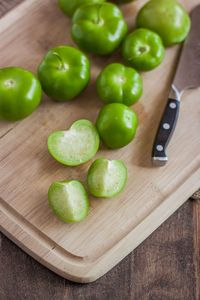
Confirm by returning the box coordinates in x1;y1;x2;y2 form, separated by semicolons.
48;180;89;222
48;119;100;166
122;28;165;71
87;158;127;198
96;63;143;106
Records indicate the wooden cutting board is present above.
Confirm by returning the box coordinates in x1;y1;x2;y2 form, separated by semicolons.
0;0;200;283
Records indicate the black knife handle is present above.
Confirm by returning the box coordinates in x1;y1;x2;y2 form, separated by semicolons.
152;98;180;166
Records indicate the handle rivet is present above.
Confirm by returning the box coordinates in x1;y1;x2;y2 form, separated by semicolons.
156;145;163;151
169;102;176;109
163;123;170;130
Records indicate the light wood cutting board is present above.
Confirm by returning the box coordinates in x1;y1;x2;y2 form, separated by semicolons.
0;0;200;283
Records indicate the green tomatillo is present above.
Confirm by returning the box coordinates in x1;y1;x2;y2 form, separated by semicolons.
58;0;106;17
136;0;191;47
38;46;90;101
48;180;89;223
96;103;138;149
96;63;142;106
0;67;42;121
71;3;128;55
122;28;165;71
87;158;128;198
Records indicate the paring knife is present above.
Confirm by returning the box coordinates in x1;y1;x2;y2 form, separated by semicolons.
152;5;200;167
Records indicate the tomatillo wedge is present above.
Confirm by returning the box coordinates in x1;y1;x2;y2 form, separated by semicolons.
48;180;89;222
136;0;191;47
71;3;128;55
38;46;90;101
96;63;142;106
96;103;138;149
122;28;165;71
58;0;106;17
48;119;100;166
0;67;42;121
87;158;127;198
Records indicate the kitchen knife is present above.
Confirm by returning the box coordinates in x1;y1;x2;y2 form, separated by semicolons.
152;5;200;167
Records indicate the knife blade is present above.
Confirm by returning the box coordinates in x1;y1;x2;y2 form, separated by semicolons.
152;5;200;167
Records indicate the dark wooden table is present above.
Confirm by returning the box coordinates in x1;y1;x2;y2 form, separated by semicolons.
0;1;200;299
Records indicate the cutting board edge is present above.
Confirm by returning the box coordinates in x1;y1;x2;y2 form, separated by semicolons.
1;167;199;283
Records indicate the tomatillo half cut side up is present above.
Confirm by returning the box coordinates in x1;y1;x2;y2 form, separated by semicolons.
96;103;138;149
58;0;106;17
87;158;128;198
48;180;89;222
136;0;191;47
48;119;100;166
122;28;165;71
0;67;42;121
71;3;128;55
96;63;143;106
38;46;90;101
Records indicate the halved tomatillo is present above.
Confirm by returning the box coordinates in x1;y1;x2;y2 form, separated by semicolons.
87;158;128;198
48;180;89;222
48;119;100;166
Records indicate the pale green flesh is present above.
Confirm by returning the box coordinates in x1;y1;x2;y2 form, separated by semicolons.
87;159;127;198
48;120;99;166
48;180;89;223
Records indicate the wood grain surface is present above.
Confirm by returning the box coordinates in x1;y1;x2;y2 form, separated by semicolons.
0;0;22;16
0;0;200;282
0;0;200;297
1;200;200;300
